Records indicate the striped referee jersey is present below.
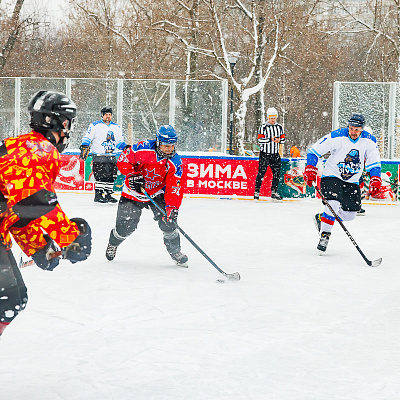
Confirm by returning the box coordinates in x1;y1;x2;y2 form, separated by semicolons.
257;123;285;154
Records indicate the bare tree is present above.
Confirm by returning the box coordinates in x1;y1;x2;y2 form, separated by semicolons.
0;0;27;73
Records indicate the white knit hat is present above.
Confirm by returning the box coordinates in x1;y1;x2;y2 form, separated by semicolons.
267;107;278;118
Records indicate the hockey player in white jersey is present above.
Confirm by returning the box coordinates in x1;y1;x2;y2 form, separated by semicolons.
303;113;381;253
79;107;128;203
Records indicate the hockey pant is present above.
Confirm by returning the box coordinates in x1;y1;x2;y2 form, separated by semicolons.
320;200;356;233
108;196;182;254
0;242;28;335
254;152;281;193
92;155;118;195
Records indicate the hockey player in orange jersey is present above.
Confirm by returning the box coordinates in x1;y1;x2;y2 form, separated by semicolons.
0;91;92;337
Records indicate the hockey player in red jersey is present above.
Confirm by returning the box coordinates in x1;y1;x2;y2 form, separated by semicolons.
105;125;188;266
0;91;92;337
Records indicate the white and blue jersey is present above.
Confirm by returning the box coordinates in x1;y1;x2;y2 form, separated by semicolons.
81;120;127;155
307;128;381;184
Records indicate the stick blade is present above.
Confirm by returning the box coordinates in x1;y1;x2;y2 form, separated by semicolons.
368;258;382;267
226;272;241;281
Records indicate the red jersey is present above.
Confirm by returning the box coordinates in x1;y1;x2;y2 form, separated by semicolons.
0;131;80;256
118;139;184;208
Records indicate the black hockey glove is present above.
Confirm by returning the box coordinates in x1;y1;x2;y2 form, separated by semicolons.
128;174;145;193
62;218;92;264
79;145;90;160
162;206;179;225
31;236;62;271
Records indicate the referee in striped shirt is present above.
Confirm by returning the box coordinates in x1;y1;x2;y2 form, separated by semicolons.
254;107;285;201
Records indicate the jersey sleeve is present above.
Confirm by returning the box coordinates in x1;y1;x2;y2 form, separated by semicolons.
9;204;80;256
364;141;381;175
81;123;95;147
117;146;137;176
164;157;184;209
307;134;332;163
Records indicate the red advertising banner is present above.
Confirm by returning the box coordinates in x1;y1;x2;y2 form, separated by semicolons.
54;155;85;191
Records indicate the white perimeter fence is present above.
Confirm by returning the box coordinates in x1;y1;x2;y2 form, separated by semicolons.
0;77;228;152
333;81;400;159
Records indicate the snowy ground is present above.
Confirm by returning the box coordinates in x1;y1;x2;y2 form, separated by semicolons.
1;192;400;400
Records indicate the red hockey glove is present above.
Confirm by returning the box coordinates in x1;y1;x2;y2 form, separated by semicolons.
128;174;145;192
163;206;179;224
369;176;382;197
303;165;318;187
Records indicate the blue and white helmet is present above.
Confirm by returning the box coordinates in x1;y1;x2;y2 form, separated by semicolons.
157;125;178;144
156;125;178;158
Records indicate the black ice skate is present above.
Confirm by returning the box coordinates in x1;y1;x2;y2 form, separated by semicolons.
254;190;260;200
314;213;322;232
357;208;366;216
170;252;189;267
105;192;118;203
317;231;331;253
106;243;118;261
94;189;107;203
271;191;282;201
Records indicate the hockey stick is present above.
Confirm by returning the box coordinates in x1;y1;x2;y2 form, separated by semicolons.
143;189;240;280
314;184;382;267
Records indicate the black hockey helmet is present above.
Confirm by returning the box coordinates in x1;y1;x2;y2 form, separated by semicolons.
101;106;112;116
348;113;365;128
28;90;77;153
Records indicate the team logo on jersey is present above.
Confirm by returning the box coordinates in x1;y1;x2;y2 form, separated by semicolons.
144;168;161;181
337;149;361;180
102;131;116;153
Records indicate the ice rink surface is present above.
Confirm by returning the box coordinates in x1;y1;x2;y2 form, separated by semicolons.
1;192;400;400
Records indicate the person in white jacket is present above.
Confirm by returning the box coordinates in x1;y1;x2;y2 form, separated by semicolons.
79;107;127;203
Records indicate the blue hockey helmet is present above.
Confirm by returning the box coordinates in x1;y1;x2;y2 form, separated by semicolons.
156;125;178;158
348;113;365;128
157;125;178;144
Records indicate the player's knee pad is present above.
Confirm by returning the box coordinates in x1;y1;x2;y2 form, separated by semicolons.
0;285;28;323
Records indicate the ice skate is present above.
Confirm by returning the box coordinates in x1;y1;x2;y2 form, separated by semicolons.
105;192;118;203
317;231;331;254
254;190;260;200
314;213;322;232
170;252;189;267
271;191;282;201
106;243;118;261
94;189;107;203
357;208;365;216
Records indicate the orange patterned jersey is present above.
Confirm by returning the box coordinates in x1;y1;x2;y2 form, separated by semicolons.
0;131;80;256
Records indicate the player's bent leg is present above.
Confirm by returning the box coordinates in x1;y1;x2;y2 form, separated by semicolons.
338;210;357;222
105;199;142;261
158;222;188;267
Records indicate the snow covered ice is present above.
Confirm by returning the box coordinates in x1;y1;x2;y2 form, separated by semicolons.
1;192;400;400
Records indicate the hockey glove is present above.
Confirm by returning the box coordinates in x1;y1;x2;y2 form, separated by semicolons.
62;218;92;263
369;176;382;197
303;165;318;187
163;206;179;224
31;236;62;271
79;145;90;160
128;174;145;193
